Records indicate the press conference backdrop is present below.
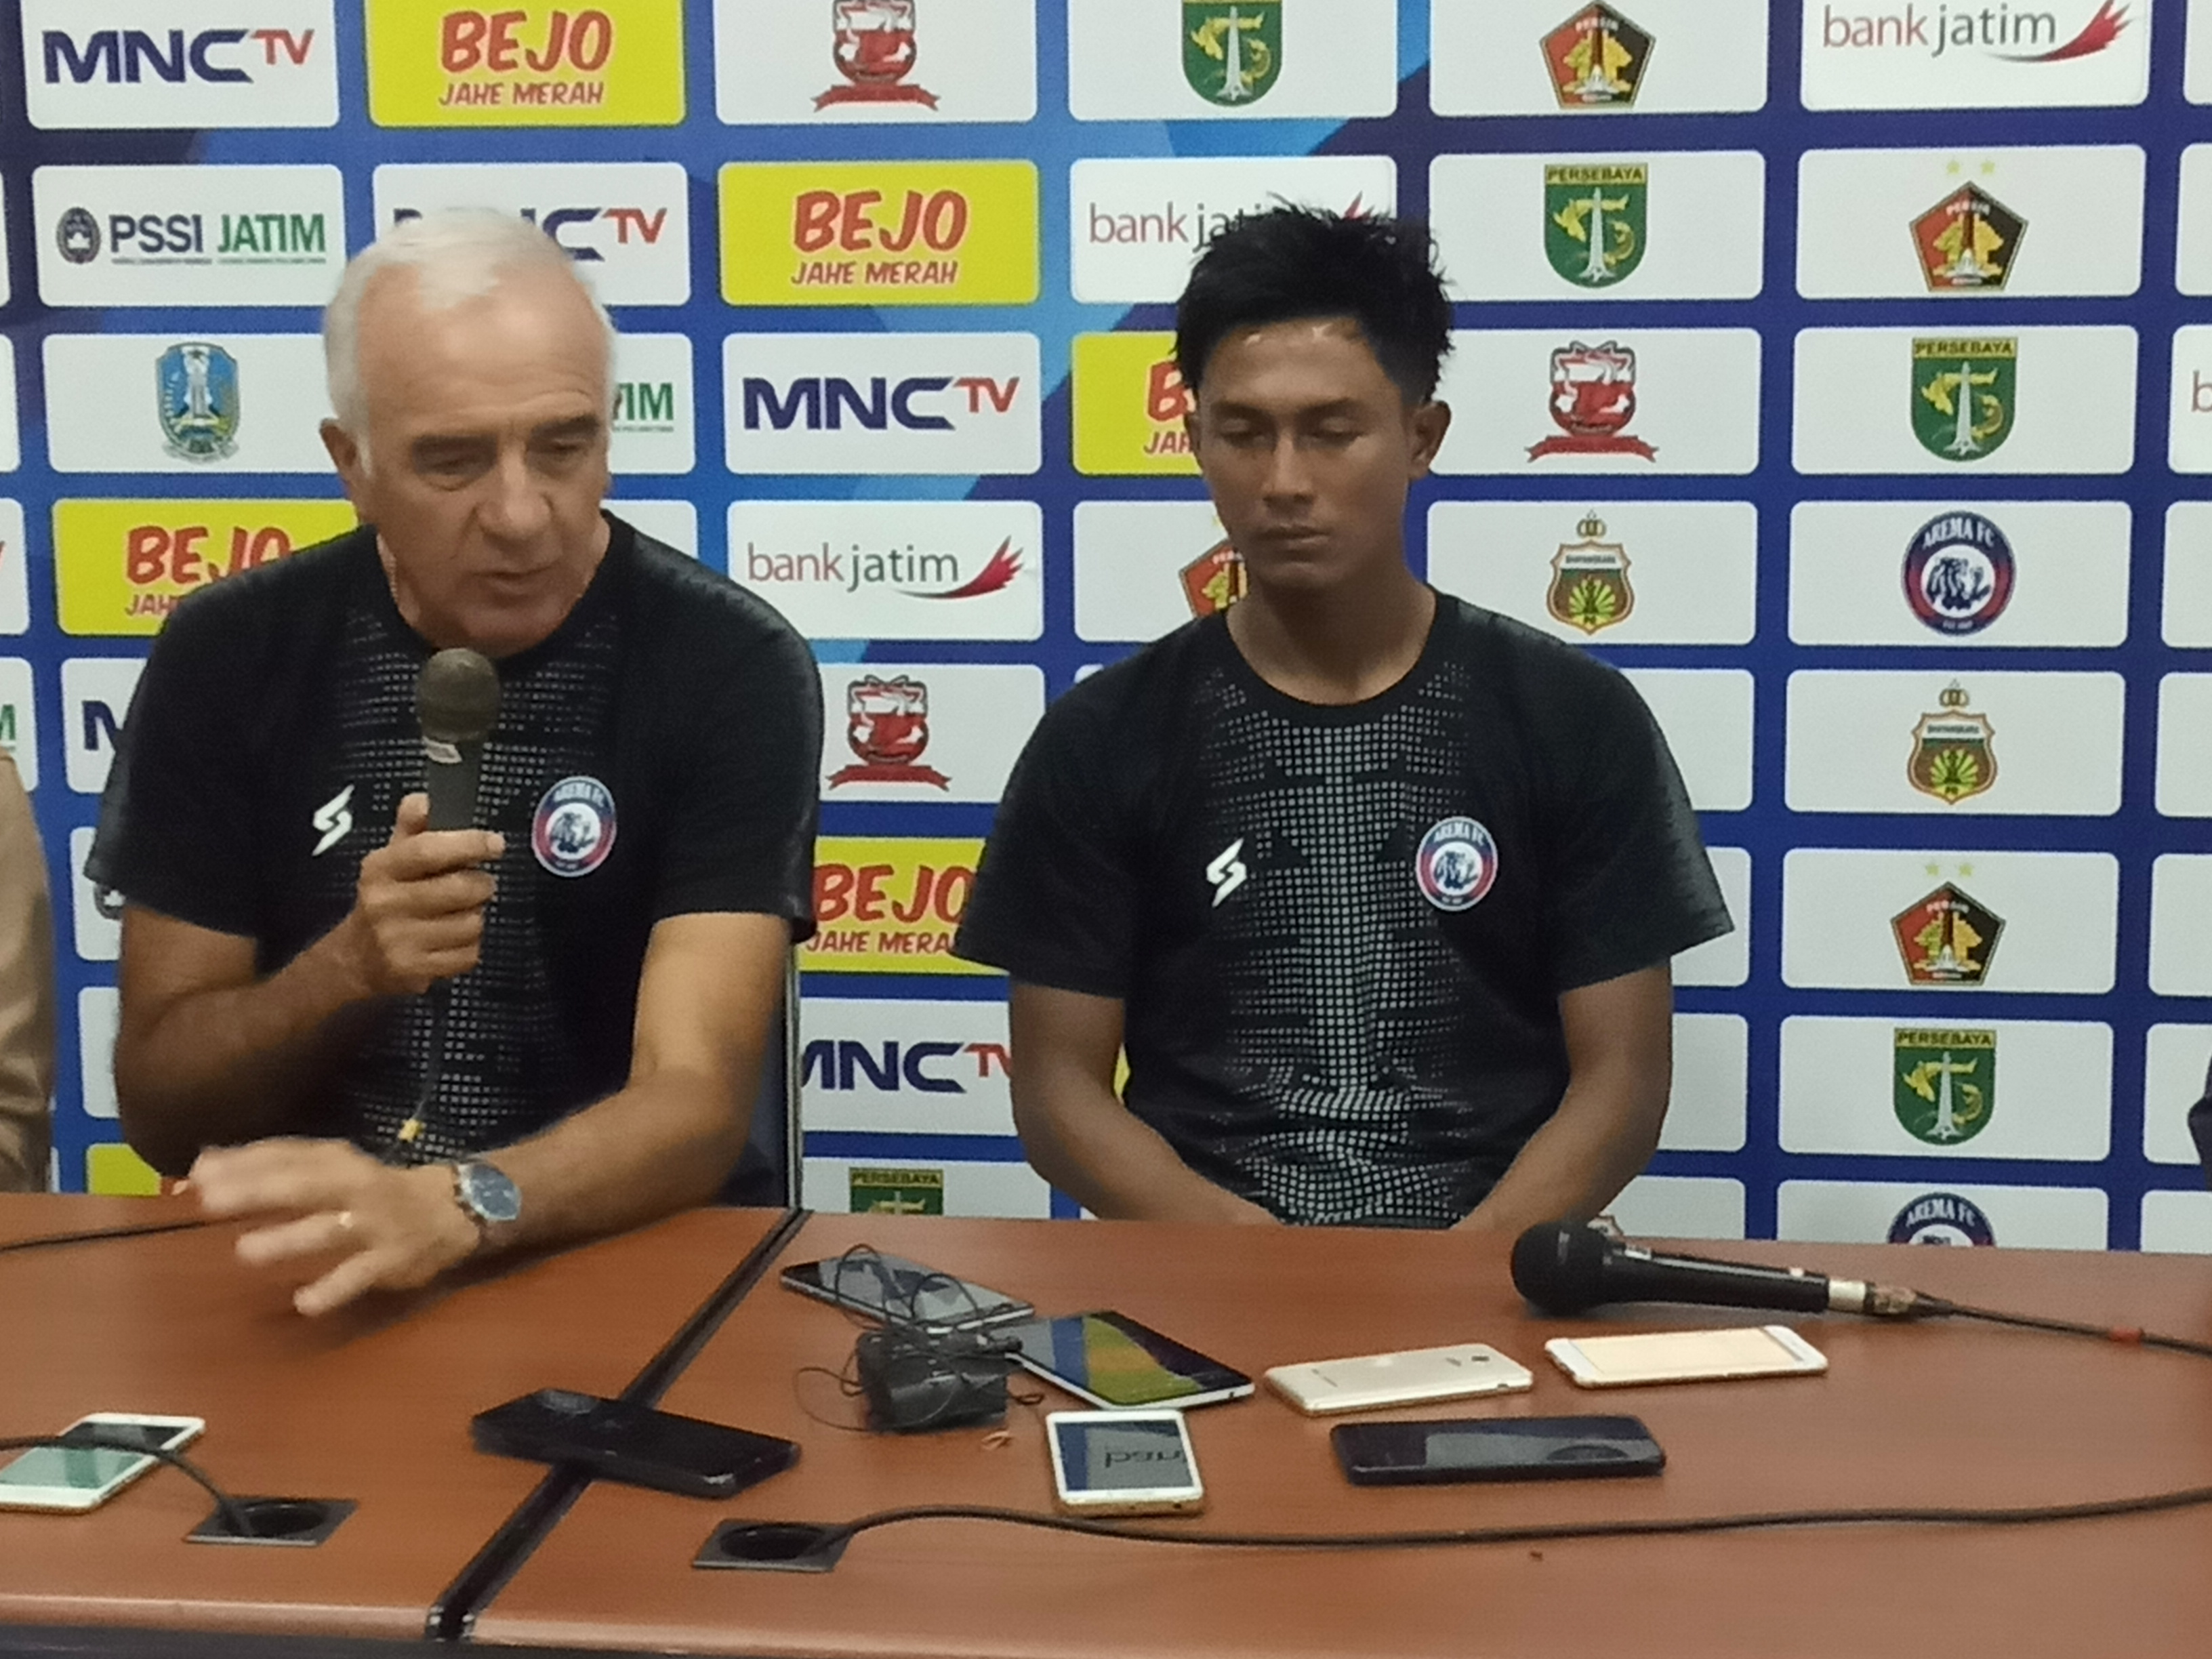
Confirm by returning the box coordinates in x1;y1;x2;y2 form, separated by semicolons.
0;0;2207;1250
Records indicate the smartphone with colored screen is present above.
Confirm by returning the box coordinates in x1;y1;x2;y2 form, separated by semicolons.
0;1414;205;1513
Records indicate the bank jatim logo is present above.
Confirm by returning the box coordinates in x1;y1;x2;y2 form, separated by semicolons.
1816;0;2129;61
831;675;949;790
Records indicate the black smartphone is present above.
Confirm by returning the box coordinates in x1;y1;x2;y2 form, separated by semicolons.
780;1252;1033;1331
471;1390;798;1500
1000;1311;1254;1409
1331;1415;1664;1486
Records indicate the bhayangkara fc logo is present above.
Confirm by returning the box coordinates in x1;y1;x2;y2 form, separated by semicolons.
1541;3;1653;110
1545;163;1646;287
155;342;241;464
533;776;618;878
1548;512;1634;635
1902;510;2015;636
1911;336;2015;463
1414;816;1500;913
1181;536;1247;618
1907;682;1999;806
1184;0;1280;106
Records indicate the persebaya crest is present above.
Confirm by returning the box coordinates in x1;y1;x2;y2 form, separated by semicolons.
1184;1;1280;106
1912;336;2015;462
1547;512;1634;634
1546;163;1647;287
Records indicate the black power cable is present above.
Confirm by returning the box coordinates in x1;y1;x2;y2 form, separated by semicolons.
0;1433;251;1537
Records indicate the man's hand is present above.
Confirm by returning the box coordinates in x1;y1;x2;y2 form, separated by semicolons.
188;1139;480;1316
337;794;504;999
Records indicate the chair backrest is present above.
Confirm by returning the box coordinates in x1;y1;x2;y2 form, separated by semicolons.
718;952;802;1208
2192;1049;2212;1191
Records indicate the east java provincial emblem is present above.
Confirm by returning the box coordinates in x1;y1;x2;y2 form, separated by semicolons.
1529;340;1656;461
817;0;937;107
1541;3;1653;109
1893;1028;1996;1146
1184;1;1279;106
1545;164;1646;287
1181;537;1247;618
1891;882;2006;986
1908;682;1998;806
1912;336;2015;463
830;674;949;790
1912;182;2025;294
1548;513;1633;634
156;342;241;463
1902;510;2015;636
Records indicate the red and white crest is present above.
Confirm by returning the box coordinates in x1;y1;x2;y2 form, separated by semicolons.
1528;340;1657;460
830;675;951;789
820;0;939;107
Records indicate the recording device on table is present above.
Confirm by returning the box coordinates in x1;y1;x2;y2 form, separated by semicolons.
471;1389;797;1500
1265;1343;1534;1416
1002;1311;1254;1410
1046;1410;1206;1517
0;1414;204;1512
1332;1416;1665;1486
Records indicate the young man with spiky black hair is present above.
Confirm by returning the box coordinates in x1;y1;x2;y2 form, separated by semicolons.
956;208;1730;1231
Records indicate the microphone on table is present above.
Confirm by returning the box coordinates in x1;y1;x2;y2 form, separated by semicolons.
395;649;501;1151
1509;1223;1939;1322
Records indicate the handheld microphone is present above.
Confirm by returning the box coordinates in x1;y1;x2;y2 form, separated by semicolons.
395;649;499;1153
1509;1223;1936;1321
416;649;501;832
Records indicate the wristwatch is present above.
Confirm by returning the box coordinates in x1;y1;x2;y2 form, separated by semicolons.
451;1160;523;1248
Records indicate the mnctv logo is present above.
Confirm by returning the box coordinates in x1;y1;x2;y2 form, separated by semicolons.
724;333;1039;475
35;165;346;308
23;0;336;128
374;163;690;304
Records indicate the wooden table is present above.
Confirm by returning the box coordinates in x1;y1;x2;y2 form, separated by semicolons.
472;1212;2212;1659
0;1195;792;1644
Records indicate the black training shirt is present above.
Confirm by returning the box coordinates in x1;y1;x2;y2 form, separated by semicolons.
954;596;1731;1227
91;514;821;1162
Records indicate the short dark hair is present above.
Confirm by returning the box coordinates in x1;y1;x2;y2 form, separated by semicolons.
1174;207;1454;404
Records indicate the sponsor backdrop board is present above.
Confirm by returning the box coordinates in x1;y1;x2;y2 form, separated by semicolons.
1;0;2203;1249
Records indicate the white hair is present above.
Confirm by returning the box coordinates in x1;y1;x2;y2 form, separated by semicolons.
323;209;618;449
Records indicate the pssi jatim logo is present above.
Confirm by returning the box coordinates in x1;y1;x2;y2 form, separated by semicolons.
365;0;684;125
720;161;1038;306
54;498;358;635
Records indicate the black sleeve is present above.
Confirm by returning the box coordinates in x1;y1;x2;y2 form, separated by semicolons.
86;600;260;938
954;686;1141;998
1534;660;1733;992
649;602;823;937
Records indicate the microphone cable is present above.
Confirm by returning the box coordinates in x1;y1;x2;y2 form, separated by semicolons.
0;1217;217;1256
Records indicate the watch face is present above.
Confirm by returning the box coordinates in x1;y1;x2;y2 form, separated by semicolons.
459;1162;523;1225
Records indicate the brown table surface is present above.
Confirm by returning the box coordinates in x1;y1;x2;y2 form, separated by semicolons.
0;1195;789;1641
472;1212;2212;1659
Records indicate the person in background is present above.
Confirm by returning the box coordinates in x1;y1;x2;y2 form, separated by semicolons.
0;752;54;1193
956;208;1731;1231
91;212;819;1310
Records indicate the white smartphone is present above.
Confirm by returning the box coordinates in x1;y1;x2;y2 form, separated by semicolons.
1544;1326;1828;1390
1046;1410;1206;1517
0;1414;206;1513
1265;1343;1535;1416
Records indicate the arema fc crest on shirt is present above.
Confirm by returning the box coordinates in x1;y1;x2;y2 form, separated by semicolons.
533;776;617;878
1413;816;1499;913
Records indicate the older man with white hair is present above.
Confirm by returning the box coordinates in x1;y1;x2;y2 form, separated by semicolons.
90;212;821;1314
